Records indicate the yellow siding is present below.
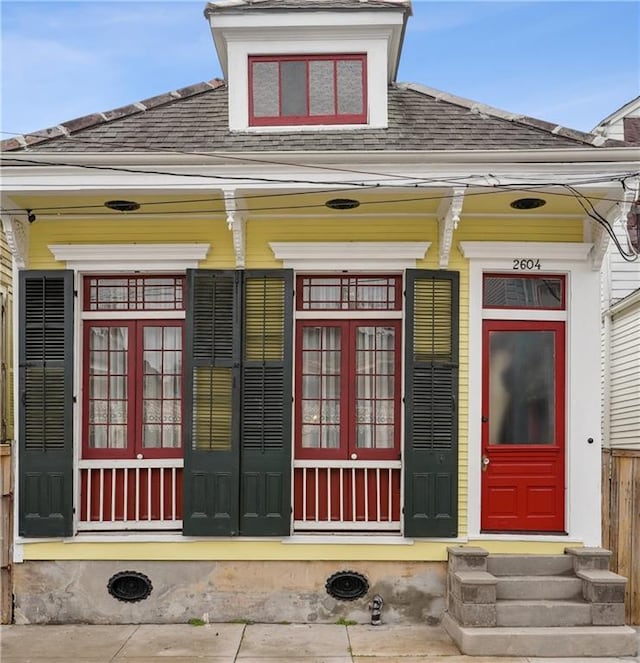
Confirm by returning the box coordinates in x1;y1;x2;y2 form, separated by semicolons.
27;218;235;269
449;248;469;537
246;217;440;268
457;217;584;242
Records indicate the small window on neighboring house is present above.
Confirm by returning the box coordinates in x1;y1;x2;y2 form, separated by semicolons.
249;54;367;126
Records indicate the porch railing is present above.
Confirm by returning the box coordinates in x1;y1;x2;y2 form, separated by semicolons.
78;459;183;531
293;459;401;532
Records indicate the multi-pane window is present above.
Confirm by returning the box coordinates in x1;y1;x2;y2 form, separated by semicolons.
295;275;401;461
297;275;401;310
249;54;367;126
84;275;184;311
82;276;184;460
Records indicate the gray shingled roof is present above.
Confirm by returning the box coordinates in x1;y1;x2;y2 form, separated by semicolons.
2;80;623;153
204;0;411;14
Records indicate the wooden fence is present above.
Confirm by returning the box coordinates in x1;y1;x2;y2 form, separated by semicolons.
0;443;12;623
602;448;640;624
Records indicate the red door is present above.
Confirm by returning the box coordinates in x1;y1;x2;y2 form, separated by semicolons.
481;320;565;532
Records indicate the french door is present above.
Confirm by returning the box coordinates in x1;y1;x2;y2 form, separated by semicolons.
294;320;401;528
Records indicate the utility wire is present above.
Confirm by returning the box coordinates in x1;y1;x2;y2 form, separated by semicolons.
564;184;638;262
1;183;635;217
1;154;637;212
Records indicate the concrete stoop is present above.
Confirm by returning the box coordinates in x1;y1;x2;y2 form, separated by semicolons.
443;546;639;658
443;614;638;657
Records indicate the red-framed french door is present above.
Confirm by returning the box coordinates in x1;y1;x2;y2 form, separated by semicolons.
80;319;184;525
293;320;401;528
481;319;565;532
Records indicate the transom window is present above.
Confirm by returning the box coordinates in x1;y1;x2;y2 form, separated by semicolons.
84;275;184;311
249;54;367;126
483;274;565;310
297;275;401;311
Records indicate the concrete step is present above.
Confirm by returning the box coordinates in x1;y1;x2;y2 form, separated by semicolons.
443;614;639;658
487;553;574;577
496;599;592;627
496;575;583;600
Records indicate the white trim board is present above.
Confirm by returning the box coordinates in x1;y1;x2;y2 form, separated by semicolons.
48;243;210;271
459;241;593;261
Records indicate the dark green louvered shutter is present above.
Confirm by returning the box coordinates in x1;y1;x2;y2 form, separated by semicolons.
240;270;292;536
183;271;240;536
404;270;459;537
184;270;293;537
19;270;74;537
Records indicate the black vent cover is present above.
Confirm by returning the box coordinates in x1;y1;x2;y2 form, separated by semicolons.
107;571;153;603
325;570;369;601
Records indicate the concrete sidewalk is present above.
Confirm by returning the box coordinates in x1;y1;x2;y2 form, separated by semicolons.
0;623;638;662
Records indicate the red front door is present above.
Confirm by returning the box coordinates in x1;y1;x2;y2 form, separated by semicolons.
481;320;565;532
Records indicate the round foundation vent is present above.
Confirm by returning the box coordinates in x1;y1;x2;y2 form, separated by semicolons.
325;571;369;601
107;571;153;603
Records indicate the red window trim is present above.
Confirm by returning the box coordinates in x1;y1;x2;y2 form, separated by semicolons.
295;319;401;461
482;273;566;311
82;319;184;460
249;53;368;127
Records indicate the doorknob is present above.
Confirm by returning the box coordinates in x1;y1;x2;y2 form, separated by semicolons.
482;455;490;472
351;453;358;460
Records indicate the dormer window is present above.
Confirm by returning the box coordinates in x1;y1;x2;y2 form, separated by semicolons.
249;54;367;126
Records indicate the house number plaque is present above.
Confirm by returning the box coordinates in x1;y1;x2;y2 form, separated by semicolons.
512;258;541;270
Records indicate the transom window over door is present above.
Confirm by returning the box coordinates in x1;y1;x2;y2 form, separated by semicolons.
249;54;367;126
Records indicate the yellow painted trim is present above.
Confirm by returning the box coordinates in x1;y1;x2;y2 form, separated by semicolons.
20;538;582;562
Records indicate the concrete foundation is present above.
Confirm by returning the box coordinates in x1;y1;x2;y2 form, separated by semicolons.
12;560;447;625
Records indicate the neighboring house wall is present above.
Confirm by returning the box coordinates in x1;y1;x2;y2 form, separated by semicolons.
606;291;640;450
601;221;640;310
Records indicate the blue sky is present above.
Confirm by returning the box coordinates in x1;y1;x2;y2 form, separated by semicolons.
1;0;638;138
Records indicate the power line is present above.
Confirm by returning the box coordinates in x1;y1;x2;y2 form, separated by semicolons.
1;182;635;217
